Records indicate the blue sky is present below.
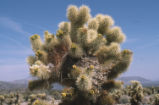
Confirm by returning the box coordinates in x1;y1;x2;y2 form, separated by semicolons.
0;0;159;81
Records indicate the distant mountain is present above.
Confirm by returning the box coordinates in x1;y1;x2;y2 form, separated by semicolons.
0;77;32;90
142;81;159;87
0;81;27;90
118;76;159;87
0;77;64;91
118;76;151;84
12;77;31;85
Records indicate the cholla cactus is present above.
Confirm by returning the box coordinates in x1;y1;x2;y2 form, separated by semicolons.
119;95;130;104
14;93;20;105
111;88;124;103
128;80;144;105
96;91;115;105
0;95;4;105
5;98;14;105
152;87;157;94
153;94;159;105
27;5;133;105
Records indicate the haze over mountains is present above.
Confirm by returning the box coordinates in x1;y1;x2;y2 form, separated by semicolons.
0;76;159;90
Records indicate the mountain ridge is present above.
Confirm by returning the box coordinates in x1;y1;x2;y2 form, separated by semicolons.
0;76;159;90
118;76;152;83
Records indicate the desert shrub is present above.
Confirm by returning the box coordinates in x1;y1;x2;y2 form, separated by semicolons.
119;95;130;104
